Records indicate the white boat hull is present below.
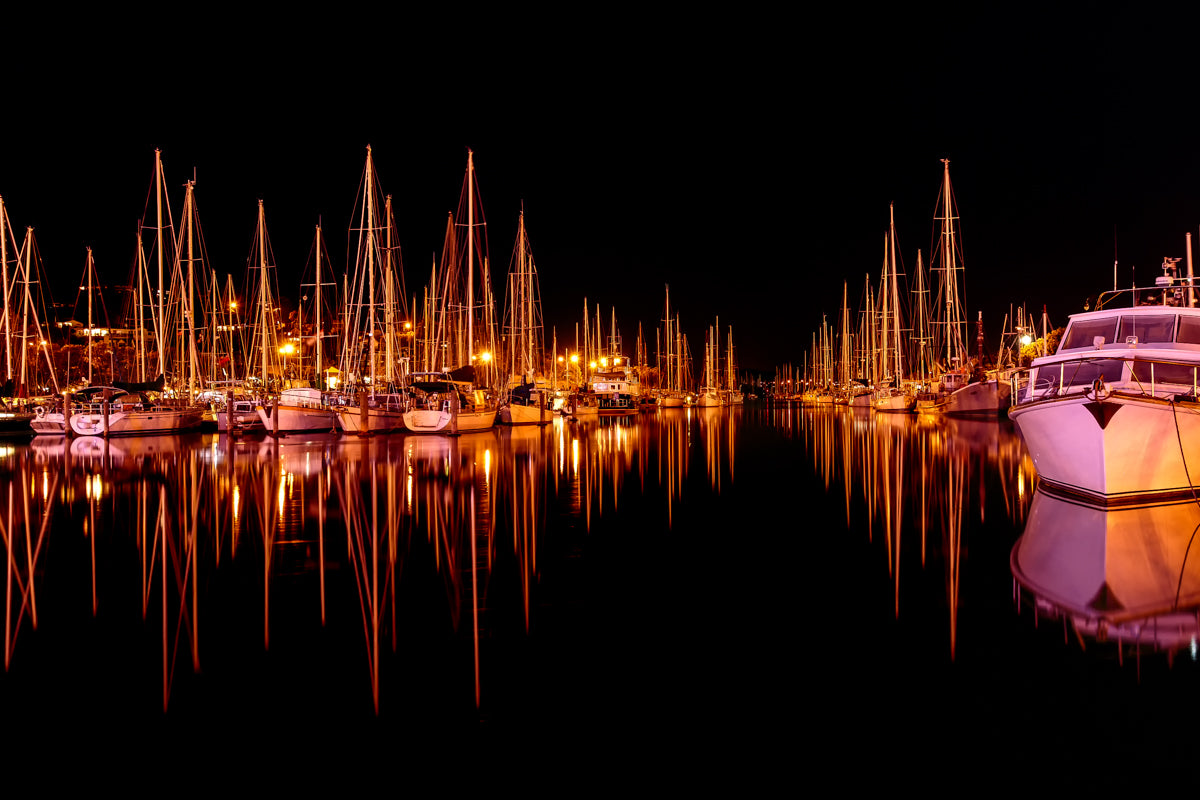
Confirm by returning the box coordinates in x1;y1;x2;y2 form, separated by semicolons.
938;380;1011;417
873;392;915;413
1010;392;1200;504
70;406;205;437
402;407;497;434
499;403;551;425
261;404;338;433
217;405;266;434
31;412;66;435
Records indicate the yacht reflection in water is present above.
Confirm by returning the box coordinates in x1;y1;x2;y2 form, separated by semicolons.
1012;490;1200;660
2;410;740;725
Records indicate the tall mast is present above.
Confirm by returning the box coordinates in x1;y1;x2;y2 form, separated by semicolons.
18;228;31;392
888;202;903;383
384;195;394;385
466;150;475;360
0;197;9;381
258;200;269;387
86;247;94;385
315;225;323;382
938;158;966;368
366;147;377;391
136;227;146;382
184;180;198;398
155;149;165;367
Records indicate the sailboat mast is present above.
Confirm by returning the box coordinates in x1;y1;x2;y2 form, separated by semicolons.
385;195;395;385
137;228;146;383
186;181;198;399
87;247;94;385
466;150;475;361
366;148;377;391
155;149;165;370
315;225;323;383
889;203;903;383
0;197;9;381
259;200;269;387
18;228;30;392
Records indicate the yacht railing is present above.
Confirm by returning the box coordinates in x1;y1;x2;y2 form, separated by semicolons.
1010;354;1200;406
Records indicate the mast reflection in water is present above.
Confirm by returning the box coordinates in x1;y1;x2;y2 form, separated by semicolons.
776;403;1200;759
1;409;783;744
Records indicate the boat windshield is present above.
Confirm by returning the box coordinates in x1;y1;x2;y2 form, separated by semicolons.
1037;358;1126;388
1117;314;1175;345
1061;318;1119;350
1178;316;1200;344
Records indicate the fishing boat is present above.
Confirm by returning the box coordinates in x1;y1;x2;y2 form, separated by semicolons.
1009;263;1200;504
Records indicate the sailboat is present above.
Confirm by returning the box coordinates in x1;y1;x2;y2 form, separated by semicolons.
498;210;550;425
916;159;1010;416
658;286;685;408
72;153;205;437
873;204;915;413
697;320;724;407
402;149;499;434
254;212;337;434
35;247;106;435
336;146;410;434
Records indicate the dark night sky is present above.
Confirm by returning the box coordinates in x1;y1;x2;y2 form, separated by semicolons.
3;10;1196;372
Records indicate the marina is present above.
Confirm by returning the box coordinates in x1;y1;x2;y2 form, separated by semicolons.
9;11;1200;778
3;404;1200;762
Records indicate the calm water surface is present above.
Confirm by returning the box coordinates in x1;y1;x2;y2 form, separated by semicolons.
3;404;1199;760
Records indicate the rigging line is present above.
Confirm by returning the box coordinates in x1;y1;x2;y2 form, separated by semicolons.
1170;399;1200;609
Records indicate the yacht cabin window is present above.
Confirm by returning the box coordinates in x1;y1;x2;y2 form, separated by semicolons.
1117;314;1175;345
1061;318;1118;350
1177;316;1200;345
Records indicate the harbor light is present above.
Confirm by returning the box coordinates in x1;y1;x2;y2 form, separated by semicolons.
600;357;608;368
1020;334;1032;346
570;354;579;364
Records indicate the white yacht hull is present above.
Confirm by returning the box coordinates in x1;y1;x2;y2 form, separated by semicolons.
262;404;338;433
936;380;1011;417
31;412;66;435
402;407;497;434
873;392;915;413
1010;393;1200;505
70;406;205;437
499;403;551;425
